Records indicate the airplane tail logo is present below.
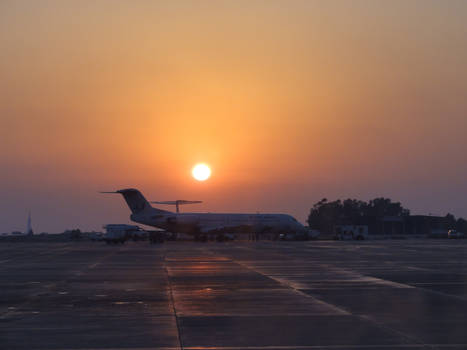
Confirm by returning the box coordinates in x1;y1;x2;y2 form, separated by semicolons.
101;188;152;214
118;189;150;214
101;188;173;215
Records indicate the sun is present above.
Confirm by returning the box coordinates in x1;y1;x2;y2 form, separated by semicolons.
192;163;211;181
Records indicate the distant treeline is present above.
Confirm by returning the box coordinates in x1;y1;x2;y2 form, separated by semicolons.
307;197;467;234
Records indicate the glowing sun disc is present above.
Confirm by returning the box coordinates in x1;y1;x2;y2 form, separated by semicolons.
192;163;211;181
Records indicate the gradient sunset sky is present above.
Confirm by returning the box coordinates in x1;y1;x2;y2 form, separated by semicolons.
1;0;467;232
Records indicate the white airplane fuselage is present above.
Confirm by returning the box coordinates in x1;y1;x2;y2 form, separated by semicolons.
131;211;306;235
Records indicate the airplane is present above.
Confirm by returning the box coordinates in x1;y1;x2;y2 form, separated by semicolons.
102;188;310;241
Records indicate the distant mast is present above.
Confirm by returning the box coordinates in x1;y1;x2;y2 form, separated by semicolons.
27;211;33;235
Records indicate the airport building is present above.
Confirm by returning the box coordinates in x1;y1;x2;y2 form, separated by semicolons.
334;215;450;237
403;215;450;236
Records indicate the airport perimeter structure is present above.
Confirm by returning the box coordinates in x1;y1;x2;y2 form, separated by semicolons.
2;240;467;349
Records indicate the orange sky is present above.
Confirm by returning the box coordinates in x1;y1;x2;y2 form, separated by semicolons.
1;1;467;232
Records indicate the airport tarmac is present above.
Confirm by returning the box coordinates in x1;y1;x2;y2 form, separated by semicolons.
2;240;467;349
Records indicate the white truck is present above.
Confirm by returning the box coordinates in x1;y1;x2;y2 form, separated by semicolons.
334;225;369;240
448;229;465;239
102;224;142;244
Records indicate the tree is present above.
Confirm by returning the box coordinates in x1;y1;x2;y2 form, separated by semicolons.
342;199;366;222
456;218;467;233
69;229;82;240
307;198;343;233
364;198;410;217
307;197;410;234
445;213;456;230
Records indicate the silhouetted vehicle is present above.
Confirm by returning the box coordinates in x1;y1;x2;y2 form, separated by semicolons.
335;230;367;241
214;233;235;242
102;224;139;244
278;231;314;241
103;230;126;244
448;230;465;239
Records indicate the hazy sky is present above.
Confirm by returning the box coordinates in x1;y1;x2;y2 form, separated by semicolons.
1;0;467;232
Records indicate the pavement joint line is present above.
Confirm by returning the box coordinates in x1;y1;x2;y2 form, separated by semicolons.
319;264;415;289
320;263;467;302
56;348;181;350
228;245;432;347
163;249;184;350
357;314;431;348
5;241;467;349
209;247;351;316
0;243;124;320
176;312;351;317
182;345;467;349
413;285;467;302
0;243;70;263
88;261;101;269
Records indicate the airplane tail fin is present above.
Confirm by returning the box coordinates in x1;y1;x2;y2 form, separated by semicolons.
101;189;154;215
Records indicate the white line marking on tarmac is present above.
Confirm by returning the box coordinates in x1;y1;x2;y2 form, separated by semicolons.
232;261;350;316
317;264;415;289
88;262;101;269
49;346;452;350
183;346;467;349
48;346;467;350
227;245;431;347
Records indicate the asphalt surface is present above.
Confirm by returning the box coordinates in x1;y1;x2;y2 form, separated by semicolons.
2;240;467;349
